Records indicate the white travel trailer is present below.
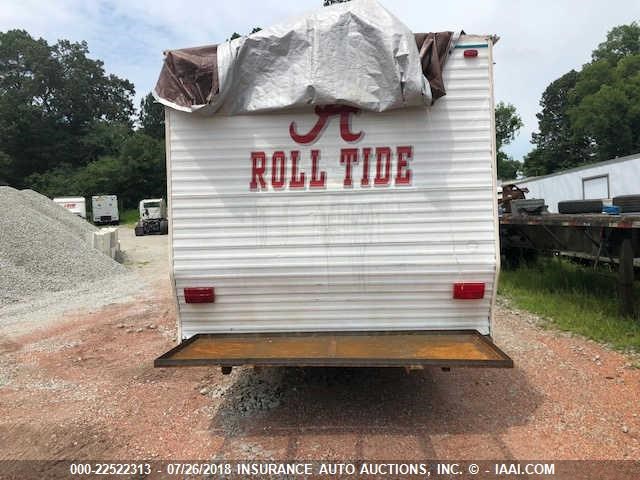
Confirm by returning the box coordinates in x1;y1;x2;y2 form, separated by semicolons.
510;153;640;213
154;1;511;370
52;197;86;219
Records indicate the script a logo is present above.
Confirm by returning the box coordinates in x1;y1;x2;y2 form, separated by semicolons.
249;105;413;191
289;105;363;144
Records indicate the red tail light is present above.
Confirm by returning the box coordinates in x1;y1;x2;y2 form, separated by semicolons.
463;49;479;58
453;283;485;299
184;287;215;303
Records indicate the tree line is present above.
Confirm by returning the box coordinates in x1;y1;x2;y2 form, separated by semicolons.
0;30;165;209
1;21;638;198
501;22;640;179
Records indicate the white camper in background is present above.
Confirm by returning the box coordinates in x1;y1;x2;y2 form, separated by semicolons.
91;195;119;225
53;197;86;219
153;2;511;371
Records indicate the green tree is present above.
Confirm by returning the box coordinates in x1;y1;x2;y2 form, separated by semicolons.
27;164;83;197
0;29;168;209
139;93;165;140
0;30;135;186
569;53;640;161
81;121;132;160
27;132;166;209
495;102;523;180
49;39;135;127
68;156;125;199
592;22;640;63
523;70;591;176
117;132;166;205
523;22;640;175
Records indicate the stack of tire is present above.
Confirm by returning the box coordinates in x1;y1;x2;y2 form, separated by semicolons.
612;195;640;213
558;195;640;214
558;199;603;214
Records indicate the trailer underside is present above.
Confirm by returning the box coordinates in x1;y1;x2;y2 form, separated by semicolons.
500;213;640;316
154;330;513;369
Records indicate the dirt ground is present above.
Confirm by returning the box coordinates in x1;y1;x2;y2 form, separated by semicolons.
1;226;639;463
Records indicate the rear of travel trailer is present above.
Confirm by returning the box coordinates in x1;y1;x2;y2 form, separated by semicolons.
53;197;86;219
154;24;511;369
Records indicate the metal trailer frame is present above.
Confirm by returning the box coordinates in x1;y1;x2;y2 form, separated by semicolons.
500;213;640;316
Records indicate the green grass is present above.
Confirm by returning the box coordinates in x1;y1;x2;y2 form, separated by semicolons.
498;258;640;352
119;208;139;225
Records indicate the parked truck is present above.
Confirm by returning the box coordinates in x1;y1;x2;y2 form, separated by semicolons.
154;0;511;371
53;197;87;218
91;195;119;225
134;198;168;236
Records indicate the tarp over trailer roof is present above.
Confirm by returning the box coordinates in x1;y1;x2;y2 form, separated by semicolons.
153;0;458;115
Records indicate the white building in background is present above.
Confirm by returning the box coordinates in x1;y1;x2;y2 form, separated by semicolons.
508;152;640;213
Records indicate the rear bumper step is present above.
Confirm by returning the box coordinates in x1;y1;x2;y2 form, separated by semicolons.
155;330;513;368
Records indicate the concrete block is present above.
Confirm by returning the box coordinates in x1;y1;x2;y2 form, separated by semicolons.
92;227;120;260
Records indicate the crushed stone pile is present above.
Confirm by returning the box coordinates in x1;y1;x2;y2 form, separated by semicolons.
19;189;96;241
209;367;406;436
223;370;285;415
0;186;131;306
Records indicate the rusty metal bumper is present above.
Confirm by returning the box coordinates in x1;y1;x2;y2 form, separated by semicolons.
154;330;513;368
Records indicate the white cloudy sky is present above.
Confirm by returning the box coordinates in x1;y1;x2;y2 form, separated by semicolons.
2;0;639;159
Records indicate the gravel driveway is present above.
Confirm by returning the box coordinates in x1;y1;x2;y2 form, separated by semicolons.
1;226;638;464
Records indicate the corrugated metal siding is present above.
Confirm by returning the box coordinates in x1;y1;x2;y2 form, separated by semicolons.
515;155;640;213
167;35;498;338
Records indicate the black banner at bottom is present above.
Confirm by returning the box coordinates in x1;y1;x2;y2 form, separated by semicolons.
1;460;638;479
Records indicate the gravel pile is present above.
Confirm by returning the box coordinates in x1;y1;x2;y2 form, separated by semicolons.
0;187;141;316
19;189;96;241
224;370;286;414
209;368;287;436
205;368;286;417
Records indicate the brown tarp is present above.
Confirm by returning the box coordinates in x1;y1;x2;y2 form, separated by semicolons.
415;32;455;102
155;32;454;111
155;45;219;109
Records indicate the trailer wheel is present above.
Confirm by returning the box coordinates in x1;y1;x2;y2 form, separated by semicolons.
160;219;169;235
558;199;603;214
612;195;640;213
134;225;144;236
